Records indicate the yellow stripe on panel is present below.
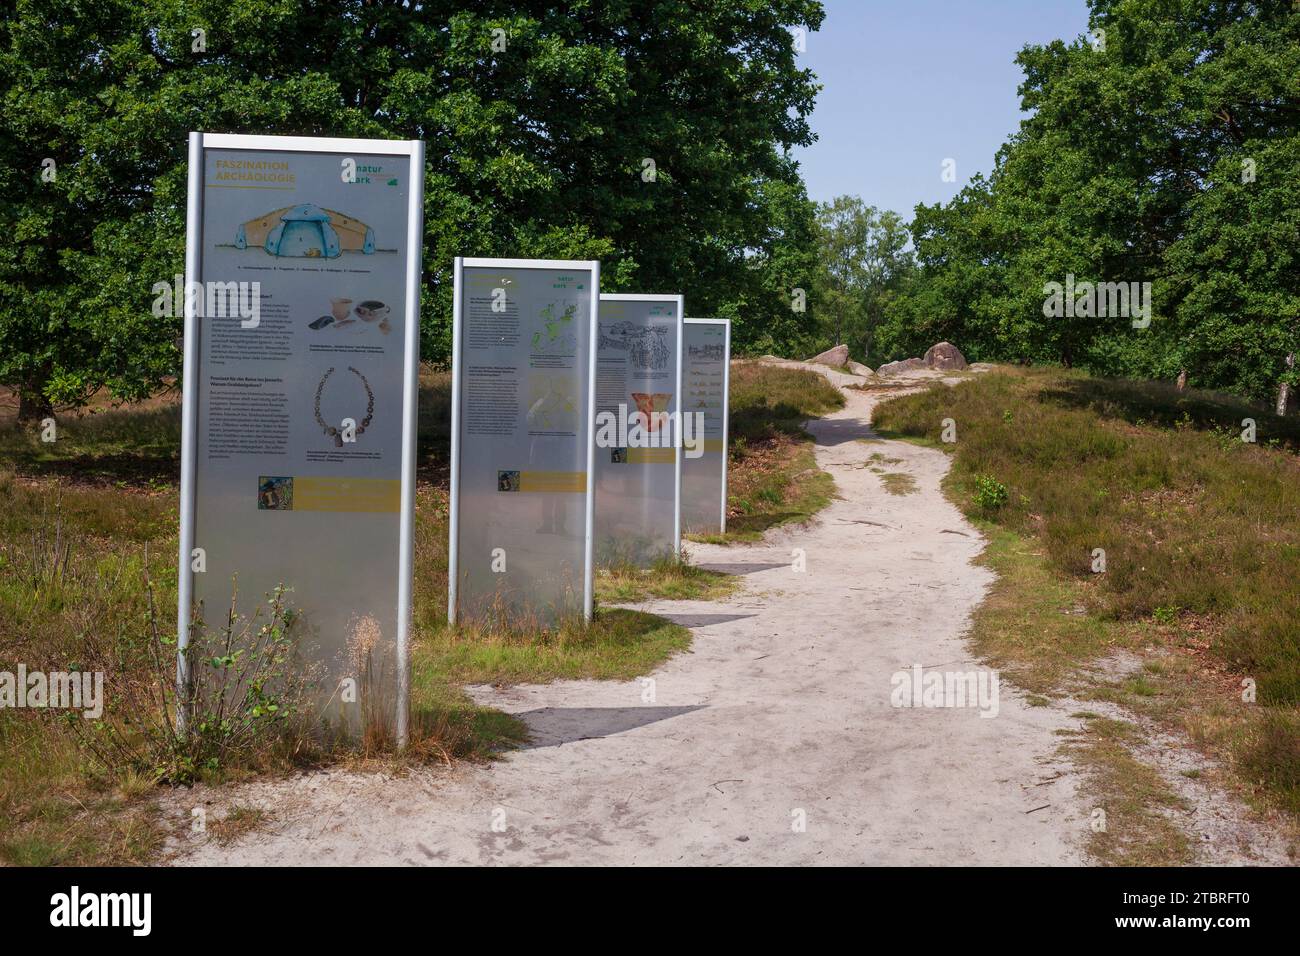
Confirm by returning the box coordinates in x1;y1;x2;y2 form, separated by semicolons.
293;477;401;513
626;448;676;464
518;471;587;493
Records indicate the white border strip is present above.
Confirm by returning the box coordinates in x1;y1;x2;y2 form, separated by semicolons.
684;318;732;533
674;299;683;553
176;132;204;733
461;256;595;272
583;264;601;619
394;140;424;749
721;320;731;532
448;258;464;625
200;133;418;155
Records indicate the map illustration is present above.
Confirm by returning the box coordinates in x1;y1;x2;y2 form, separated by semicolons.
527;373;578;432
631;391;672;432
531;301;578;354
688;342;725;361
600;321;671;370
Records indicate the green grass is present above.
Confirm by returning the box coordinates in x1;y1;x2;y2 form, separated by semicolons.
206;805;272;847
874;366;1300;840
878;471;918;496
874;368;1300;703
693;361;842;543
416;609;691;686
728;361;845;437
960;525;1195;864
0;398;180;488
0;713;164;865
1237;711;1300;816
403;679;530;762
1064;715;1194;867
862;450;920;496
596;554;739;604
962;526;1123;695
0;401;182;863
1042;374;1300;453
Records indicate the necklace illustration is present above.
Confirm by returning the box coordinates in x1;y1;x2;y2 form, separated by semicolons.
313;366;375;447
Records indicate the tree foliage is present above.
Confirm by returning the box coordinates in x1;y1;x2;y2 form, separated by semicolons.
0;0;825;417
810;195;913;363
881;0;1300;406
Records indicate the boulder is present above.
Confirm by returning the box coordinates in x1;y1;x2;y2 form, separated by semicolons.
847;361;874;377
923;341;967;371
876;357;926;376
808;344;849;367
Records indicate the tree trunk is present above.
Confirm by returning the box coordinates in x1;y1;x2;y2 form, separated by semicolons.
1278;353;1295;416
16;389;54;424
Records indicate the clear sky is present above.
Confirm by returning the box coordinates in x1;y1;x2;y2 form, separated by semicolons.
793;0;1092;218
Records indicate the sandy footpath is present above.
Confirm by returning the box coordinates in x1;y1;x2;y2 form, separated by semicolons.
169;364;1095;865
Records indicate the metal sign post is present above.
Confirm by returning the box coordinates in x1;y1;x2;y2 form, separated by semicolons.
179;133;424;748
449;257;600;625
681;318;731;535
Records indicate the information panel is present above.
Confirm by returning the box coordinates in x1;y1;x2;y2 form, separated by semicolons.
593;294;683;566
449;258;599;625
681;319;731;535
179;133;424;744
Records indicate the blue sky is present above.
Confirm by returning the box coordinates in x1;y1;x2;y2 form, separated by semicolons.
792;0;1092;218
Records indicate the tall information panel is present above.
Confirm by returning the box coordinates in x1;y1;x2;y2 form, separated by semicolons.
681;318;731;535
179;133;424;745
593;293;684;566
449;258;599;625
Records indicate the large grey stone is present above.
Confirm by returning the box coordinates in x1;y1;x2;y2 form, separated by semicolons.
924;341;968;371
876;357;926;376
809;344;849;367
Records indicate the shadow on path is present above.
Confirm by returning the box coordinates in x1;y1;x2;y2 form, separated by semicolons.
515;705;706;748
658;611;758;627
695;562;787;575
805;414;877;446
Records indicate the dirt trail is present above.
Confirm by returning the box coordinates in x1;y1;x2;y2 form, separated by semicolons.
171;364;1094;865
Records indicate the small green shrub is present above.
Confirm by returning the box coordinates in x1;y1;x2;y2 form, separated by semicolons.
972;474;1009;512
64;580;320;784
